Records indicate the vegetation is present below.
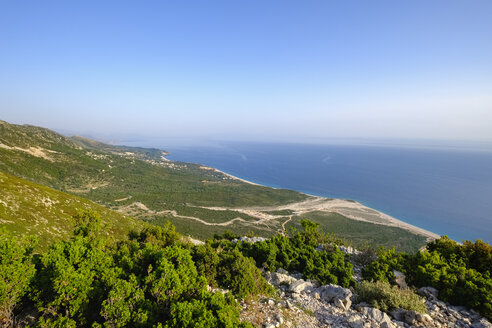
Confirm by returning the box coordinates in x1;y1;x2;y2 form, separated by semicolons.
212;220;355;287
362;236;492;320
0;171;146;249
2;211;266;327
0;230;36;327
0;212;358;326
2;201;491;326
0;120;430;250
355;280;426;313
292;212;427;252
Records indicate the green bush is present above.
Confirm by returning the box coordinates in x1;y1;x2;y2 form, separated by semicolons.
29;211;253;327
0;229;36;327
355;280;426;313
217;249;273;298
362;247;408;283
235;220;354;287
362;236;492;320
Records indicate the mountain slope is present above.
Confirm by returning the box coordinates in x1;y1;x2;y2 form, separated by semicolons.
0;170;146;249
0;120;307;234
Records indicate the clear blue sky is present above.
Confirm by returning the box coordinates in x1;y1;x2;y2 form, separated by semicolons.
1;1;492;143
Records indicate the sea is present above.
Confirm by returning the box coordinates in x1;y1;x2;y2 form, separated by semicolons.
124;139;492;243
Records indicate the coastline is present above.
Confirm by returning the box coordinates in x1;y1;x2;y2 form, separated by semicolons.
197;164;440;242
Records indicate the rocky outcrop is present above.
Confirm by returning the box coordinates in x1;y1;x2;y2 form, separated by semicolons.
251;267;492;328
265;271;297;286
232;236;267;244
318;284;352;311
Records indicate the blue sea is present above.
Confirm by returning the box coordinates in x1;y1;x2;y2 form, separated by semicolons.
155;141;492;243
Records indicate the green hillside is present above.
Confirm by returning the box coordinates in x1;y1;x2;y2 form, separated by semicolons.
0;170;146;249
0;120;430;250
0;120;306;234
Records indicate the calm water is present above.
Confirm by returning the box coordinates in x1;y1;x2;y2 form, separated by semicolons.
162;142;492;243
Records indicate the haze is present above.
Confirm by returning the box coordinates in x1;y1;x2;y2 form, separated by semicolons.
1;1;492;143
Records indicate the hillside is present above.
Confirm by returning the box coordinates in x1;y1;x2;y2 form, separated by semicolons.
0;170;147;249
0;120;430;251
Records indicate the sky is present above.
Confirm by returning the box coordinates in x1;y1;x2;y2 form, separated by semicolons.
1;1;492;144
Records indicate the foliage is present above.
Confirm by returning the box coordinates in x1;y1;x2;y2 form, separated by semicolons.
214;220;355;288
294;212;428;252
362;247;408;283
216;249;274;298
0;211;259;327
355;280;427;313
362;236;492;320
0;171;147;250
0;229;36;327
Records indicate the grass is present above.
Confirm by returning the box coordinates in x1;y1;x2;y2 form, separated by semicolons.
355;280;427;313
0;170;147;250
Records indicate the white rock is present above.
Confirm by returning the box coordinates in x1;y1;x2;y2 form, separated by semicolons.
265;272;297;286
318;284;353;311
393;270;408;289
289;279;313;294
359;307;395;328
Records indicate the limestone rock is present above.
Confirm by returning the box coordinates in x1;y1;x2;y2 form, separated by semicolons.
289;279;313;293
265;272;297;286
358;306;395;327
418;286;439;299
392;270;408;289
389;308;406;322
472;318;492;328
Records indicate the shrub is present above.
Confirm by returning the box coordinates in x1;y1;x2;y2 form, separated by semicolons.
237;220;355;287
362;236;492;320
0;230;36;327
355;280;426;313
362;247;408;283
31;212;253;327
217;249;273;298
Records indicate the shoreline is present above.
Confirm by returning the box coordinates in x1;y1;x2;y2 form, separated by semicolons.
198;164;440;242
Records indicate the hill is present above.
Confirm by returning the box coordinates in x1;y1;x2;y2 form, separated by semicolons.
0;170;147;249
0;120;430;251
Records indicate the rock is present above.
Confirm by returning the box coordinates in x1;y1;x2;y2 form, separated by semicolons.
265;272;297;286
291;272;303;279
415;313;434;327
339;245;362;255
418;286;439;299
332;297;349;311
275;314;284;325
289;279;313;294
472;318;492;328
404;310;417;325
318;284;353;311
389;308;407;322
233;236;267;244
393;270;408;289
276;267;289;275
318;284;352;302
346;316;365;328
358;306;395;327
